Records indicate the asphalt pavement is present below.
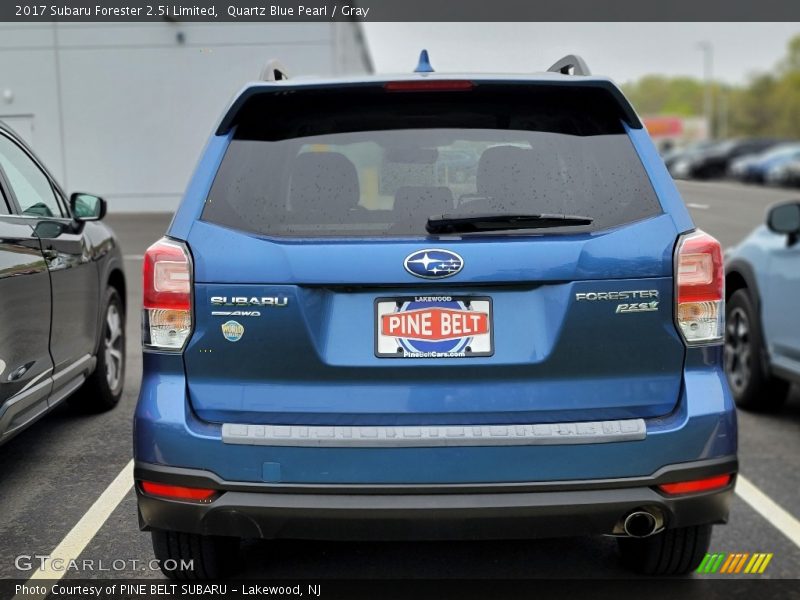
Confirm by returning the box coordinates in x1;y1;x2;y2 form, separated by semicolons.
0;181;798;586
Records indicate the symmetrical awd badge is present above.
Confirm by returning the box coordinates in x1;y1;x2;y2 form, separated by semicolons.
404;249;463;279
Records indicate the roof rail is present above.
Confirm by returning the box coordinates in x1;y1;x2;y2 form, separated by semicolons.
259;59;290;82
547;55;591;76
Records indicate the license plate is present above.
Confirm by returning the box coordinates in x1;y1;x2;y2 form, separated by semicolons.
375;296;493;358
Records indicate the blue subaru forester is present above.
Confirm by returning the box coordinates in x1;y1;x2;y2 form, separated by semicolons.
134;54;737;579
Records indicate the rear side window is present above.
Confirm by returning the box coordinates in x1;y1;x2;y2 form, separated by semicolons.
202;88;661;237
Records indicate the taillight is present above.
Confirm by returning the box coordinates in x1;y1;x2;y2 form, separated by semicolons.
675;230;724;345
143;238;192;351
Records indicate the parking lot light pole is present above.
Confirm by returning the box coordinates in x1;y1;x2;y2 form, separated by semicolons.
719;90;729;140
697;41;714;139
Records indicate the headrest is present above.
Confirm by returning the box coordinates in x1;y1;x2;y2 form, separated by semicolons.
289;152;360;214
476;145;530;197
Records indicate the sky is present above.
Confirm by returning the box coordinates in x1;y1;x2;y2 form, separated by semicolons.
362;23;800;85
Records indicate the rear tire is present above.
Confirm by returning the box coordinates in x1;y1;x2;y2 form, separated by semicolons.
617;524;712;575
724;289;790;412
70;286;126;413
151;530;240;580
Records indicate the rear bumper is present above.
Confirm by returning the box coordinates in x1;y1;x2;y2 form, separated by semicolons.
134;350;737;485
135;458;736;541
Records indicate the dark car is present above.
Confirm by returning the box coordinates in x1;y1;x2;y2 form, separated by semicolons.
661;140;719;172
671;138;783;180
0;121;127;444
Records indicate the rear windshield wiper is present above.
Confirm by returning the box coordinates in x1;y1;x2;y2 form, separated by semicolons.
426;213;594;234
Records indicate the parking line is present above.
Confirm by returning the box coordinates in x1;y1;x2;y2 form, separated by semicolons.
686;203;710;210
736;475;800;549
17;460;133;593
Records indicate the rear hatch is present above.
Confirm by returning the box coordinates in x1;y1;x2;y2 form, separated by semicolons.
182;81;683;426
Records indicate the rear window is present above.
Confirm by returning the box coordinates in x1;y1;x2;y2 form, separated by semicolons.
202;88;661;237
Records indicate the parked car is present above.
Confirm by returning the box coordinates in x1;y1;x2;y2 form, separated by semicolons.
724;201;800;411
135;54;737;579
671;138;782;180
667;141;727;179
0;121;127;444
729;143;800;183
766;158;800;187
662;140;719;173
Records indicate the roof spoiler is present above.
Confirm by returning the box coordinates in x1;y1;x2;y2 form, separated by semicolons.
259;59;290;82
547;55;591;76
216;77;644;136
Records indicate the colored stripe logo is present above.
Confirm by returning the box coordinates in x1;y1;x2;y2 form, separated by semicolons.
697;552;773;574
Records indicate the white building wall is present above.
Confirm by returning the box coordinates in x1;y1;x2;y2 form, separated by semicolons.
0;22;372;212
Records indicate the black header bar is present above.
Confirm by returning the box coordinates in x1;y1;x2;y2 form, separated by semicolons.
2;0;800;22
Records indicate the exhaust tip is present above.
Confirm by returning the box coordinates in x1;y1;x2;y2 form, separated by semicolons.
623;510;658;538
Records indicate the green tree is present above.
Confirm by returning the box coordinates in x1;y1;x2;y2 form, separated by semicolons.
624;34;800;139
622;76;706;117
728;74;778;136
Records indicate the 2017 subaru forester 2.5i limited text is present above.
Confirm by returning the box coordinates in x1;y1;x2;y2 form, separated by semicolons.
134;55;737;579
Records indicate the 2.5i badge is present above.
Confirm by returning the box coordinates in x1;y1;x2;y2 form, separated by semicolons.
375;296;493;358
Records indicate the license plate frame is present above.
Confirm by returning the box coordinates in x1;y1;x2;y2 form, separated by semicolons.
374;295;494;359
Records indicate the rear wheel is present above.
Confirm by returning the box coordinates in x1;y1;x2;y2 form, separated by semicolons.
724;289;790;411
617;524;712;575
70;286;126;412
151;530;240;580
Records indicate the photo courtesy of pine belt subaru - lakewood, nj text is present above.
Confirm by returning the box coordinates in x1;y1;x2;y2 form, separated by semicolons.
134;52;738;579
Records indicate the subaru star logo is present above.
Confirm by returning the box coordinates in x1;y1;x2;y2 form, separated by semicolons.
404;249;464;279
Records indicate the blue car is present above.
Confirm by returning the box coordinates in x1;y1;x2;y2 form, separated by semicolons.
730;143;800;183
724;201;800;410
134;54;737;579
